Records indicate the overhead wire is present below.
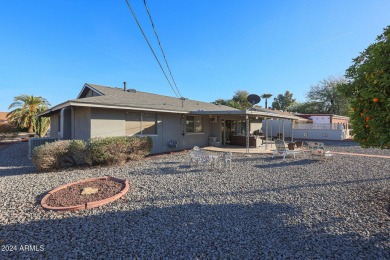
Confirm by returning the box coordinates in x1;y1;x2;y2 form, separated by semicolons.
124;0;180;98
143;0;182;98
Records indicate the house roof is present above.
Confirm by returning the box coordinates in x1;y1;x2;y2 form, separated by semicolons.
39;83;305;120
0;112;8;122
40;83;239;116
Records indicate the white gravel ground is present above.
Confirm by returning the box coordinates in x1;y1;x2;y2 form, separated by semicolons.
0;141;389;259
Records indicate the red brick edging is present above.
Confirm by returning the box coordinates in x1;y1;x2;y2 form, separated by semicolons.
41;176;129;211
329;151;390;159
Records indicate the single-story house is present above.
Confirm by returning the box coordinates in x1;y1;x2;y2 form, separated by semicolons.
39;83;302;154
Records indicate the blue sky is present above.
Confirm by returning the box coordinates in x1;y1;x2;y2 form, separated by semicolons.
1;0;390;111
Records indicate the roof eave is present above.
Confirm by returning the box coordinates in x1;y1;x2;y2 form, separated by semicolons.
190;110;303;120
76;83;105;99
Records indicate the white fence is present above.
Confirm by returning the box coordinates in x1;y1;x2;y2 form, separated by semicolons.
293;123;344;130
261;120;348;141
292;129;348;141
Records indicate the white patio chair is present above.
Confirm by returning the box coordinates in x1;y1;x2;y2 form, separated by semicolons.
306;142;333;160
190;147;211;169
272;140;301;161
220;152;232;171
190;146;202;165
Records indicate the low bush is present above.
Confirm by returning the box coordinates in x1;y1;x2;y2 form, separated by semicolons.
0;123;19;142
32;140;88;171
32;136;152;171
88;136;152;165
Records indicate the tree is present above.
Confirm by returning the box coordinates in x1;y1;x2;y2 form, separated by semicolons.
306;76;350;115
8;95;50;133
340;26;390;148
33;107;50;137
261;93;273;109
213;98;228;106
290;101;324;114
232;90;252;110
213;90;253;110
271;91;296;111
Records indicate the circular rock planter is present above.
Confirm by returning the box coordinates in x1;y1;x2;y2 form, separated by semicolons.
41;176;129;211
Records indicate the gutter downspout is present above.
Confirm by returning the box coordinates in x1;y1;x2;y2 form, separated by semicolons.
59;108;65;140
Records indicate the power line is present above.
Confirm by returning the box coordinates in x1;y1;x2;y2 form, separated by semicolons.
143;0;182;98
124;0;180;98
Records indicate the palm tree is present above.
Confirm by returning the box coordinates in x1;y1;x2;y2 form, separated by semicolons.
261;93;273;109
8;95;50;133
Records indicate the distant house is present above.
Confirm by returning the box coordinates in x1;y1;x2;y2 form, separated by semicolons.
39;83;301;154
0;112;8;123
296;114;350;130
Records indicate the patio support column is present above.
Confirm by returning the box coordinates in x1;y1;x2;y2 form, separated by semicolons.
291;120;294;142
245;115;249;154
265;118;268;150
282;119;285;141
222;118;226;145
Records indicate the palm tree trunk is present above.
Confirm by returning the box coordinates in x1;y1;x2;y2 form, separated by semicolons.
28;123;34;133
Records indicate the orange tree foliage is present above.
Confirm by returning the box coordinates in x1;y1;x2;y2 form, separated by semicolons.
342;26;390;148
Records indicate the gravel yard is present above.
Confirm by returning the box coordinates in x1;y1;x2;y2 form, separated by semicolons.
0;141;389;259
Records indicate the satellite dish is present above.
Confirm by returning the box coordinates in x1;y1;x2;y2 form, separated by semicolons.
247;94;261;105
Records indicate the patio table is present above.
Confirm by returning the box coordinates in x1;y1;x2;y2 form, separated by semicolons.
208;155;220;168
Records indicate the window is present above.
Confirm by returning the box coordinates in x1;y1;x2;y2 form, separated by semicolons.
125;111;157;135
232;120;246;135
141;112;157;135
186;116;203;133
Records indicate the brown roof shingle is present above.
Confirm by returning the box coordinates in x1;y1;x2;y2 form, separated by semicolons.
70;83;238;113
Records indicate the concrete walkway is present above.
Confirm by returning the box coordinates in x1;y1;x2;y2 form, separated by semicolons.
204;145;274;154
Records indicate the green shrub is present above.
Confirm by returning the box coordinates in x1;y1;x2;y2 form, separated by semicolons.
32;136;152;170
32;140;88;171
0;123;19;142
88;136;152;166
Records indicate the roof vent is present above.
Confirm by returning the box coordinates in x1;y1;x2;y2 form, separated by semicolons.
127;89;137;93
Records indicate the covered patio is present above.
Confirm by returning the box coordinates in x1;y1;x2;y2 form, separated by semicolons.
191;109;304;154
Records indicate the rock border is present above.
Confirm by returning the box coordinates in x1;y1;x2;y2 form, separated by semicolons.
41;176;129;211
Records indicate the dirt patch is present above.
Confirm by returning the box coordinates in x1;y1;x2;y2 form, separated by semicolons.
45;179;125;207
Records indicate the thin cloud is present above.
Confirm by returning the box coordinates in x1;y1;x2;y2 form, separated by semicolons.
300;32;353;51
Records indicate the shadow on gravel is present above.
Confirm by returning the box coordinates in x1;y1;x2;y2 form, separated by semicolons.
254;159;317;169
154;161;180;165
2;202;388;259
0;142;36;177
137;166;200;175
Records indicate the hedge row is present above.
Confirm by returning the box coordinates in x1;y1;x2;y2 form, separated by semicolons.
32;136;152;171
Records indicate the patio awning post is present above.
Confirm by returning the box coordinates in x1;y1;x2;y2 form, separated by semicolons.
265;118;268;150
291;120;294;142
246;115;249;154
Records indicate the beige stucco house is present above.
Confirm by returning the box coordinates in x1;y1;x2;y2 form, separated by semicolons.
39;83;301;154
